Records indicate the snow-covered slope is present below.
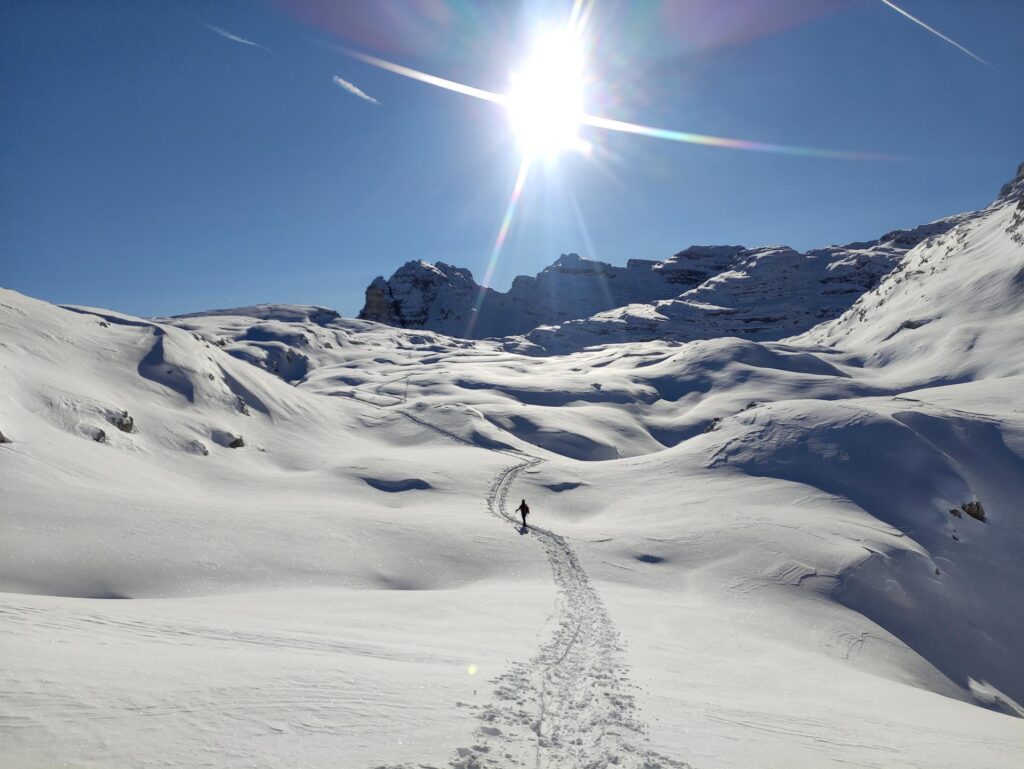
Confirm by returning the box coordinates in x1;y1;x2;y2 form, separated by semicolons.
804;161;1024;383
3;164;1024;769
0;292;530;598
522;215;971;353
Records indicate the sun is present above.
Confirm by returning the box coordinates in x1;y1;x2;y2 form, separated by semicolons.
505;25;589;159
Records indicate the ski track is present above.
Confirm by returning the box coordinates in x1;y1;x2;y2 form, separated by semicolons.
368;393;690;769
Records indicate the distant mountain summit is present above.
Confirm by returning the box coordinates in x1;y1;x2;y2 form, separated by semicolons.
358;252;724;338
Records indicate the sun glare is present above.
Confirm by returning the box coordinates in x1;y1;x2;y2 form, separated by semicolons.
506;26;589;158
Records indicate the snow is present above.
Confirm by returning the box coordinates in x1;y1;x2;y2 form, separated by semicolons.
3;166;1024;767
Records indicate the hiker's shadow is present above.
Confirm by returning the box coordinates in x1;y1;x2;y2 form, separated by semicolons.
519;524;529;535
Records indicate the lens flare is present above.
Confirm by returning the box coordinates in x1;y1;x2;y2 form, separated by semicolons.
581;114;891;161
486;157;533;286
466;156;532;337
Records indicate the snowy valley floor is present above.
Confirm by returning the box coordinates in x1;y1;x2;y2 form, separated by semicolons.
2;287;1024;768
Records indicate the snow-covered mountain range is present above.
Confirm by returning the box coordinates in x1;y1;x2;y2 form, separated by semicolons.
359;202;984;352
3;162;1023;769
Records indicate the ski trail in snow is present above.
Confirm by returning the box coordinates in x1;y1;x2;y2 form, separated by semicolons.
449;456;691;769
347;394;690;768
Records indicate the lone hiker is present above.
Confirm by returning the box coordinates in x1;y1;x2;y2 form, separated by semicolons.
516;499;530;527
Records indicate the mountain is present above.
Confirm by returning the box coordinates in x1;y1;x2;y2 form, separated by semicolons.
359;213;974;350
358;252;713;338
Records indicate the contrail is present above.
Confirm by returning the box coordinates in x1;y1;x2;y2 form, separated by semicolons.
333;75;379;105
466;156;532;338
204;23;272;53
878;0;991;68
343;48;508;106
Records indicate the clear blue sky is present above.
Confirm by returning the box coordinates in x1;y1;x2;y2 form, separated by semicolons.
2;0;1023;318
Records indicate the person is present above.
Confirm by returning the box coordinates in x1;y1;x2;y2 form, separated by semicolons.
516;499;530;527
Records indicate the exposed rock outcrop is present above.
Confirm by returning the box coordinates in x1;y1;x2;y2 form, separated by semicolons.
358;251;742;339
107;410;134;434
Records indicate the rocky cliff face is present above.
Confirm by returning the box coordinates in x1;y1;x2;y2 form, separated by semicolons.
358;252;726;338
358;262;493;334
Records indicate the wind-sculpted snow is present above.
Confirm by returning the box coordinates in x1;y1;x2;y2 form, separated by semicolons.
167;303;884;461
0;290;522;598
4;164;1024;768
708;398;1024;707
164;306;481;384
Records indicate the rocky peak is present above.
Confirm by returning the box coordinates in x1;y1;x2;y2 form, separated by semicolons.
546;253;612;274
996;161;1024;205
653;245;747;285
358;260;487;330
360;277;398;325
391;259;475;287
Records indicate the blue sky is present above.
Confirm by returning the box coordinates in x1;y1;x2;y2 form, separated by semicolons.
2;0;1023;318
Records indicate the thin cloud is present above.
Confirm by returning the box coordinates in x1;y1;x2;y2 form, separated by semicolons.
878;0;992;68
204;23;272;53
333;75;380;105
